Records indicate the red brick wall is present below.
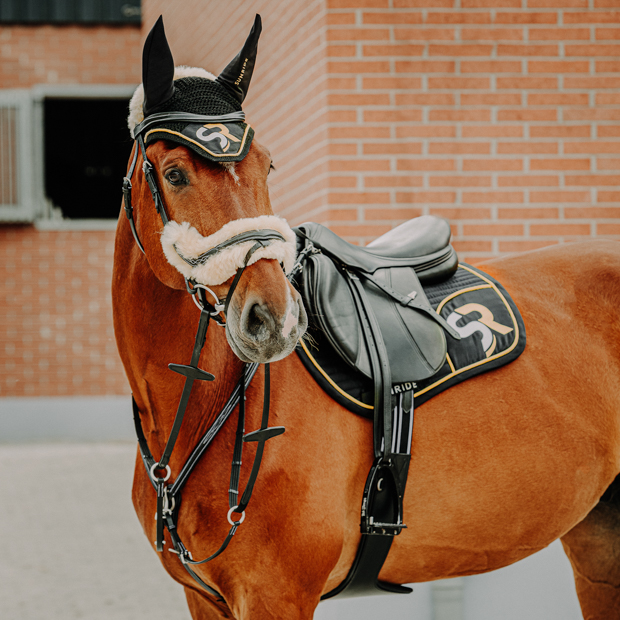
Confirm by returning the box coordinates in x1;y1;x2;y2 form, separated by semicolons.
2;2;619;396
144;0;620;261
0;25;141;87
0;227;128;397
0;23;140;397
322;0;620;260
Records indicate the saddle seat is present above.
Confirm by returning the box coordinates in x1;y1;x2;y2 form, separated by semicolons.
296;215;457;282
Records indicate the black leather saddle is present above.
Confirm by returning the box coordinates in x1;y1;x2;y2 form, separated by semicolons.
293;215;460;599
295;216;460;385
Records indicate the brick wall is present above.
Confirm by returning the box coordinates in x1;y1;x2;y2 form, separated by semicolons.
144;0;620;261
0;24;141;87
322;0;620;260
2;1;618;396
0;22;140;397
0;227;128;397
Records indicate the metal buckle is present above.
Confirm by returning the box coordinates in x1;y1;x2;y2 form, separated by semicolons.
154;488;176;520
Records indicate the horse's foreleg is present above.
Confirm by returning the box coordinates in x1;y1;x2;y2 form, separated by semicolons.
184;585;319;620
184;587;234;620
560;479;620;620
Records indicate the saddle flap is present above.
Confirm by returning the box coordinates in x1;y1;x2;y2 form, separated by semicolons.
302;253;447;383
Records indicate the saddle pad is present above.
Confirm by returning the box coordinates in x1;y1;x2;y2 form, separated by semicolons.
296;264;526;418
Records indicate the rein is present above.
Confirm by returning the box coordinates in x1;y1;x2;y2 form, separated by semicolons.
123;111;296;601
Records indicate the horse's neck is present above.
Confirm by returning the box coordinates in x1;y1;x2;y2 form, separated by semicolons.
113;223;245;460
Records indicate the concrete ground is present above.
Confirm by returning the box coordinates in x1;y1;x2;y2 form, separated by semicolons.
0;442;435;620
0;443;191;620
0;441;582;620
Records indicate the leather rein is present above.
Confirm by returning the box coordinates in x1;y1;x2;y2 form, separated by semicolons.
122;111;301;600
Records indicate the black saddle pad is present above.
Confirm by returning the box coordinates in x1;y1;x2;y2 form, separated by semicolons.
296;263;526;418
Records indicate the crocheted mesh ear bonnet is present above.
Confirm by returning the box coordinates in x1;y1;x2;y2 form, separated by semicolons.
130;14;261;162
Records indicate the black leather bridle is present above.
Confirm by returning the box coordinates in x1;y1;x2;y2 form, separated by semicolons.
122;111;297;600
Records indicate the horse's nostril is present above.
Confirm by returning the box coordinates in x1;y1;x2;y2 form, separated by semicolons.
244;303;274;339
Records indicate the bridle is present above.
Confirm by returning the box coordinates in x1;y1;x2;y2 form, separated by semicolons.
122;111;303;600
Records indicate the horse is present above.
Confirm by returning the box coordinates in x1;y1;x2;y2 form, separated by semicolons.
112;15;620;620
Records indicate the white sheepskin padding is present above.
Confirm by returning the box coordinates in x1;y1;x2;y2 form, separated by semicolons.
160;215;297;286
128;66;217;137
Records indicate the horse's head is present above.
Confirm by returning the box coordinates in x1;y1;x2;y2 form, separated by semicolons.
124;15;307;363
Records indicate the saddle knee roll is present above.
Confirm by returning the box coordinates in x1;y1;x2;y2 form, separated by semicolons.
301;254;447;384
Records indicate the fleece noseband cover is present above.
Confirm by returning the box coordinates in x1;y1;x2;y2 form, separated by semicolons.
160;216;297;286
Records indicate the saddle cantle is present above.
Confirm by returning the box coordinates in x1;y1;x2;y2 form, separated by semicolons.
295;216;460;384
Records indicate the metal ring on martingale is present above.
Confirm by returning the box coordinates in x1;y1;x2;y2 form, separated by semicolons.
150;463;171;482
227;506;246;526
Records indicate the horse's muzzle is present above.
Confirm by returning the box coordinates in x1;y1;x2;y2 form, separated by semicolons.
226;293;307;364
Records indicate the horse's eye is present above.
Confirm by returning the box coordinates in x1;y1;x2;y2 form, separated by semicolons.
166;169;185;185
269;162;276;174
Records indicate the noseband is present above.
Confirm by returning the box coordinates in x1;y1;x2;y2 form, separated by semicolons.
122;111;300;600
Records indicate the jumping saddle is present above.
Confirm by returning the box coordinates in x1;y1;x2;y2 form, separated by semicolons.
293;215;460;598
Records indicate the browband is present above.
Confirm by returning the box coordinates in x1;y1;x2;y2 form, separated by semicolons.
132;111;246;138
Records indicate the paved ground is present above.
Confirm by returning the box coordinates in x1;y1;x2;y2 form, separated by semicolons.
0;442;581;620
0;443;435;620
0;443;191;620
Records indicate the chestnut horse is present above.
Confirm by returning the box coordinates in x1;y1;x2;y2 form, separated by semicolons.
113;20;620;620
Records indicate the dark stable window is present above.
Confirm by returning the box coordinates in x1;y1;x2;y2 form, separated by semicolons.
44;98;133;219
0;0;140;24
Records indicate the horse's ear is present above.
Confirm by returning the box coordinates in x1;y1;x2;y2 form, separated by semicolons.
142;15;175;116
216;14;262;104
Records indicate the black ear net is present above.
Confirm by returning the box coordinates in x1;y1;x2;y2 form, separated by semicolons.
142;15;175;116
216;14;262;104
142;14;261;115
